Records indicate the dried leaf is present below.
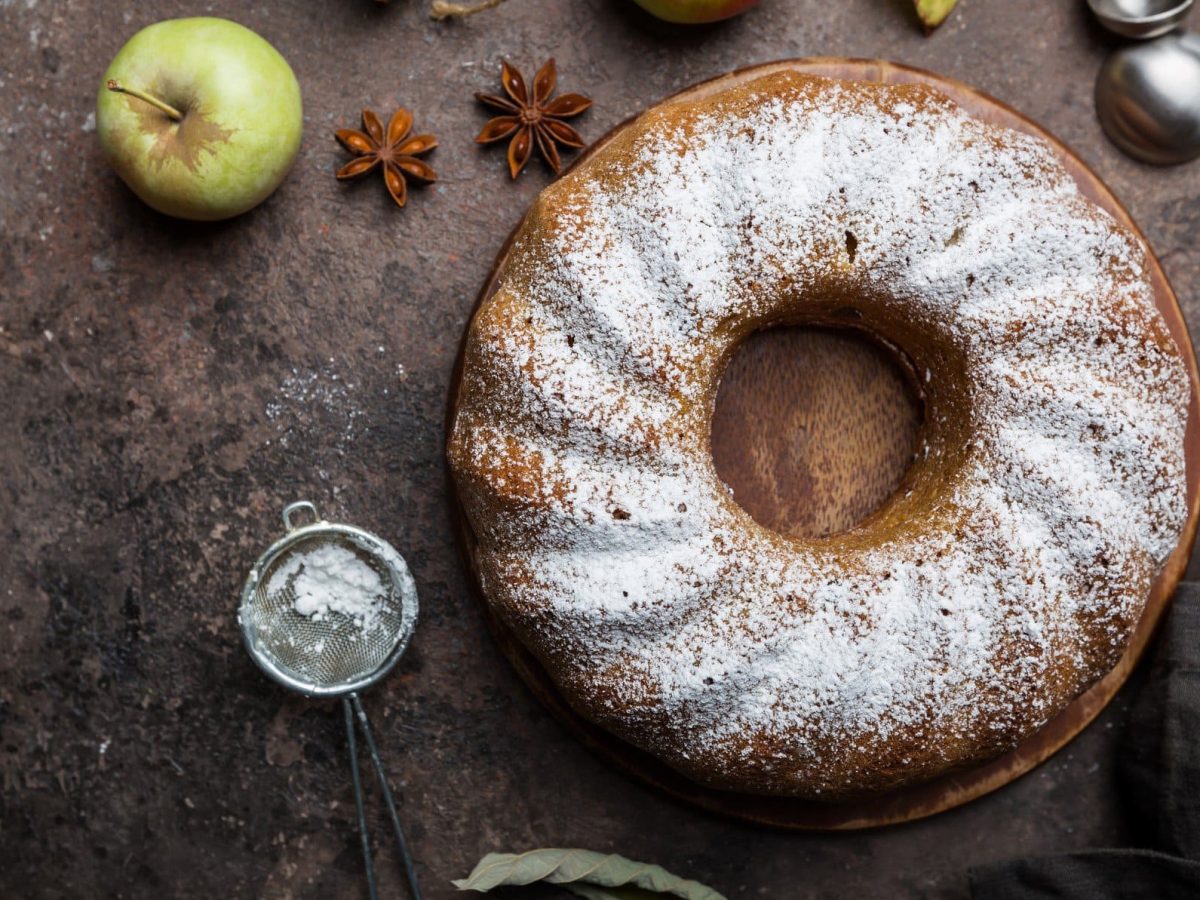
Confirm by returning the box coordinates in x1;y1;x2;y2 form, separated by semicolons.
452;849;726;900
430;0;507;20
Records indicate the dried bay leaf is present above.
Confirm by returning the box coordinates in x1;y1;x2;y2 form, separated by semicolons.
453;849;726;899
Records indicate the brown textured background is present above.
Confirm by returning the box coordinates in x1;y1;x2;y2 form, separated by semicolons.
2;1;1199;898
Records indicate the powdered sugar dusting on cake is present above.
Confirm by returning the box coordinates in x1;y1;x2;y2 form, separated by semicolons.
448;73;1189;797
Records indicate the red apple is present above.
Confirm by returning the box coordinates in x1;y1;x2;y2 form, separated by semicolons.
632;0;759;24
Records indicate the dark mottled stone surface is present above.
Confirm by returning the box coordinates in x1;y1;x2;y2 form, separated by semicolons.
1;1;1198;897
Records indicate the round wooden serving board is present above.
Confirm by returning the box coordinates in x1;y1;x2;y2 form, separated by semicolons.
446;59;1200;828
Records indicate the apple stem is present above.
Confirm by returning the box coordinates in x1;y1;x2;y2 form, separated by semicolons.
106;79;184;122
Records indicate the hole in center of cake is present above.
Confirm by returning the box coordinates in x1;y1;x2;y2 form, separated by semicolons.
711;325;923;539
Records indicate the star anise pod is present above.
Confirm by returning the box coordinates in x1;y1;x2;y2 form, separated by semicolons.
335;108;437;208
475;59;592;179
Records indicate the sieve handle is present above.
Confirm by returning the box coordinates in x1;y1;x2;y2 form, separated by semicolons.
344;697;379;900
282;501;321;532
351;693;423;900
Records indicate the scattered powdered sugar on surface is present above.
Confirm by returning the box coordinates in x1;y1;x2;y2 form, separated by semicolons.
263;358;407;452
448;74;1190;795
269;542;386;630
265;363;367;450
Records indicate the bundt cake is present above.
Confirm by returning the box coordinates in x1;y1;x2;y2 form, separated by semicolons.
447;71;1190;799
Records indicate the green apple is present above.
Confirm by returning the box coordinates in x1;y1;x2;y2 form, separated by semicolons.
632;0;759;24
97;17;303;221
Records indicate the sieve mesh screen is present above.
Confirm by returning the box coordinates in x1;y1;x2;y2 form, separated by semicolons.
242;533;409;689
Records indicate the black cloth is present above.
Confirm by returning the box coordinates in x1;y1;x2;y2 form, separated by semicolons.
970;583;1200;899
971;851;1200;900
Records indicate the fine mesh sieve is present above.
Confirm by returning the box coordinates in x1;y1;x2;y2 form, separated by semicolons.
239;501;422;900
241;521;416;695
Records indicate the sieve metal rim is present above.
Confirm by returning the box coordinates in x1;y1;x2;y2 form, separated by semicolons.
239;502;419;699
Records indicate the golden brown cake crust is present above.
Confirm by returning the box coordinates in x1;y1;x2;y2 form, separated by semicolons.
448;72;1189;799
